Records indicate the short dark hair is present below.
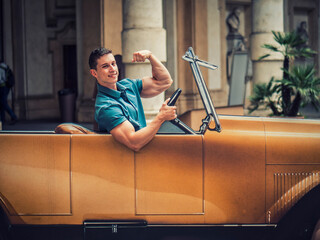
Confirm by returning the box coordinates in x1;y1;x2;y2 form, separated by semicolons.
89;47;112;70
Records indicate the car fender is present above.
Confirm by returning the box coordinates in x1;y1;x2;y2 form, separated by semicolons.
270;184;320;240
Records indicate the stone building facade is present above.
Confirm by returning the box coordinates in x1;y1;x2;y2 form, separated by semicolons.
0;0;319;123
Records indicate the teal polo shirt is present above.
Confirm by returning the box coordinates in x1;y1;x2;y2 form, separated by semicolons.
95;78;147;133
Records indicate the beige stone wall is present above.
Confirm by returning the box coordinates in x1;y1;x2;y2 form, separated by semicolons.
2;0;319;123
101;0;123;55
10;0;77;120
246;0;284;113
77;0;101;122
122;0;167;121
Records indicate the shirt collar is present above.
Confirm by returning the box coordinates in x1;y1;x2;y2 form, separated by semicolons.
97;82;127;99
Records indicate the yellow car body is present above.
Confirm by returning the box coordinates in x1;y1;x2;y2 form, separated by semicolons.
1;116;319;228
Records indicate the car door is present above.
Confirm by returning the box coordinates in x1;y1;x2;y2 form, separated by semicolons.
0;134;71;218
134;134;204;216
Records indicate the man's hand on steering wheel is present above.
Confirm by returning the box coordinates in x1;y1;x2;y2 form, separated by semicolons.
158;99;177;121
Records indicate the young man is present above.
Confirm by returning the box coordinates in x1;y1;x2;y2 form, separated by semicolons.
89;47;176;151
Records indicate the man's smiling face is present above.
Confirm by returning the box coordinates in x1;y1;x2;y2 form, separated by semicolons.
91;53;119;89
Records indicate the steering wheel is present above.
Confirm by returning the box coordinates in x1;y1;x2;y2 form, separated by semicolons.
167;88;182;106
166;88;196;135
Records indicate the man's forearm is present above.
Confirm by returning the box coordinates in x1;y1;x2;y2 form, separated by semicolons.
110;99;176;152
111;115;164;152
128;115;164;151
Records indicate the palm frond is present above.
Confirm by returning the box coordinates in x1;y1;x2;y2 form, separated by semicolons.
262;44;279;52
272;31;284;44
248;77;281;114
291;47;317;58
281;65;320;108
258;54;271;61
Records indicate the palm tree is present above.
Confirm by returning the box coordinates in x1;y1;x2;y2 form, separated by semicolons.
281;65;320;116
249;65;320;117
248;77;281;116
259;31;316;115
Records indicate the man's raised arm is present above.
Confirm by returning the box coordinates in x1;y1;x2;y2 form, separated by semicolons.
132;50;173;98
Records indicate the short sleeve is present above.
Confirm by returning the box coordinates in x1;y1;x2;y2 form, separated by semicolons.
131;79;143;94
96;104;127;132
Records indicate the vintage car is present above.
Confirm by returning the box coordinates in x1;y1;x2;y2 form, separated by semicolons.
0;48;320;240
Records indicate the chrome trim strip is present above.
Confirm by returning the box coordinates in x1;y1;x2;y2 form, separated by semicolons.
147;224;277;228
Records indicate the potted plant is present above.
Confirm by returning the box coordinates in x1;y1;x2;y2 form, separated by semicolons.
249;31;319;117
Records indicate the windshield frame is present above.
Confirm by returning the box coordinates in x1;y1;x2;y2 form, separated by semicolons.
182;47;222;133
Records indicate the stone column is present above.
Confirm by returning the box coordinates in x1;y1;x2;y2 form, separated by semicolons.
122;0;167;122
77;0;101;123
250;0;284;85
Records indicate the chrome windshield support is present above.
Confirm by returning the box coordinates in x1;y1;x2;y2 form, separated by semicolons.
182;47;222;133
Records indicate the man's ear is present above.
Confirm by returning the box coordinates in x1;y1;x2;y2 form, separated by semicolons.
90;69;97;78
